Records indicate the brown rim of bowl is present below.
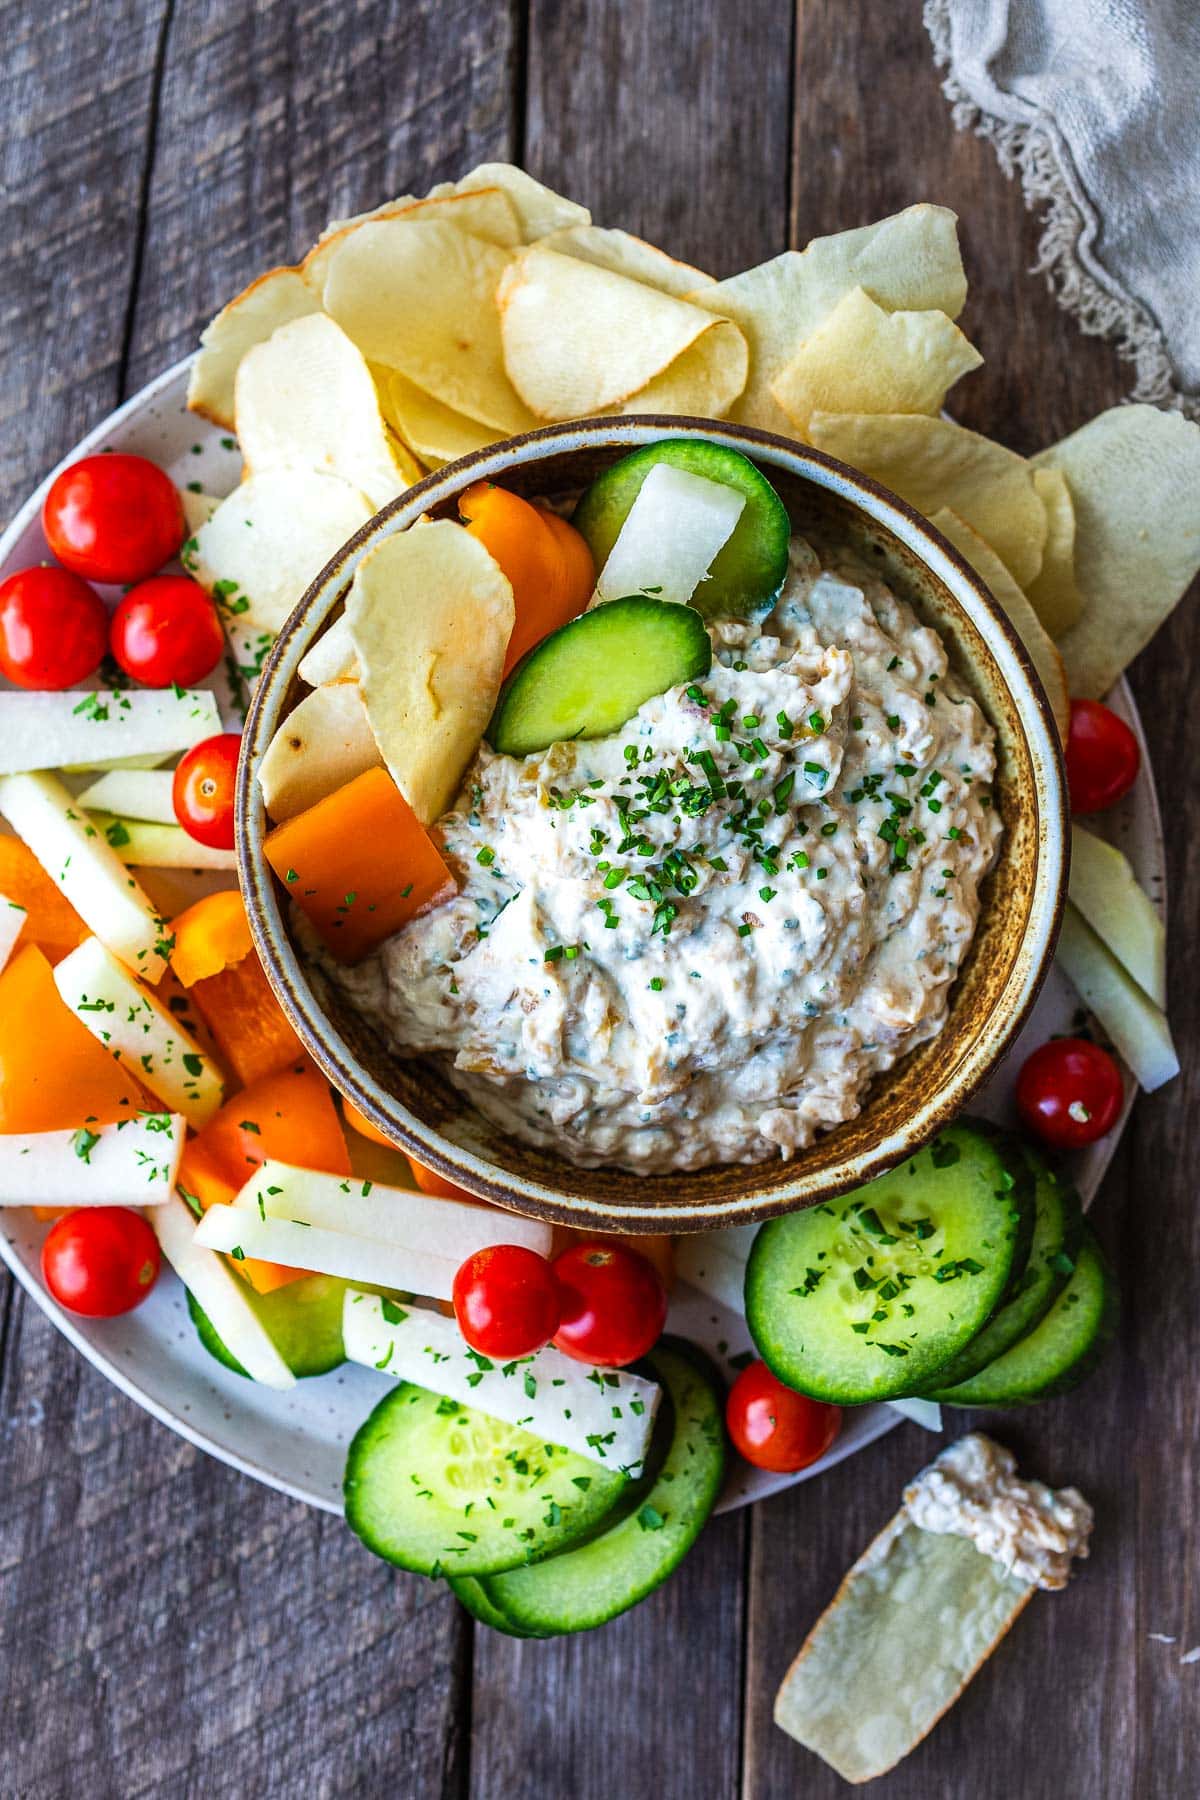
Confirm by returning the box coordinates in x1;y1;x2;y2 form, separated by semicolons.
237;415;1067;1233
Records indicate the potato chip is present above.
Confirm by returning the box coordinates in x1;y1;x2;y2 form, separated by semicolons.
497;245;746;421
1033;405;1200;696
191;469;373;635
1025;467;1082;637
324;220;536;436
301;187;523;301
538;224;713;296
616;315;748;419
258;682;382;822
770;286;982;436
347;522;515;824
809;411;1047;589
380;369;501;467
774;1509;1033;1784
451;163;590;240
235;313;422;510
687;205;968;433
297;614;357;687
930;508;1069;738
187;268;321;430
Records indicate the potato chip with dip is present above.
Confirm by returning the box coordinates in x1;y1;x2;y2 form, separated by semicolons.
346;522;515;825
770;286;982;436
235;313;422;510
686;205;968;434
497;244;746;420
809;410;1047;589
1033;404;1200;696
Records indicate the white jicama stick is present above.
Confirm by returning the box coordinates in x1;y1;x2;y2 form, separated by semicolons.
1056;902;1179;1092
675;1231;753;1314
0;772;172;982
0;1112;185;1206
1068;824;1166;1008
54;937;225;1128
76;770;178;824
152;1193;295;1390
593;462;745;606
0;688;221;776
85;813;238;871
0;895;26;975
232;1159;553;1261
342;1292;661;1474
195;1203;461;1299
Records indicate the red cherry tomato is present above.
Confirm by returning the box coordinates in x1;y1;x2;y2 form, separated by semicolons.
1016;1035;1124;1149
173;732;241;849
551;1241;667;1367
726;1360;842;1473
0;565;108;689
41;1206;161;1317
43;453;185;585
1065;698;1140;814
452;1244;562;1359
109;574;224;688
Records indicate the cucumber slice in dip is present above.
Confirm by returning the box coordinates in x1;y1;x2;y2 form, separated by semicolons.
487;595;711;758
572;439;791;618
744;1121;1035;1404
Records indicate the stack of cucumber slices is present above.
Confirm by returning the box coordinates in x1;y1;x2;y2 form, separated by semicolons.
745;1119;1118;1408
346;1338;725;1637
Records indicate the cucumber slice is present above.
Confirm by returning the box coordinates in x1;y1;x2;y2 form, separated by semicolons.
343;1383;627;1577
448;1576;543;1637
928;1230;1118;1406
187;1274;353;1379
572;440;791;618
914;1142;1083;1392
476;1339;725;1635
487;596;711;758
744;1122;1034;1404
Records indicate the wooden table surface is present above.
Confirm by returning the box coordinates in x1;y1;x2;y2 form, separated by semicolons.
2;3;1196;1795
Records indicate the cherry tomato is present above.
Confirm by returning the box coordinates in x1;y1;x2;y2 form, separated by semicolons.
1065;698;1140;814
43;453;185;585
551;1241;667;1367
1016;1035;1124;1149
109;574;224;688
41;1206;161;1317
173;732;241;849
452;1243;562;1359
0;565;108;689
726;1360;842;1473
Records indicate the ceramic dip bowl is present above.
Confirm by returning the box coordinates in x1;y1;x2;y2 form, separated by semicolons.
237;417;1067;1233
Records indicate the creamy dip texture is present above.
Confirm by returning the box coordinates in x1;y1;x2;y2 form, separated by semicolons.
904;1434;1093;1591
318;538;1002;1173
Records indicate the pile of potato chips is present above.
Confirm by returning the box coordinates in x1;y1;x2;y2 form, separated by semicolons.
185;161;1200;728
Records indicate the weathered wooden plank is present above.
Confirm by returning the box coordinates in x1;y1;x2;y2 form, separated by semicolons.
743;9;1189;1799
125;0;525;392
1;4;520;1797
524;0;794;278
0;0;167;521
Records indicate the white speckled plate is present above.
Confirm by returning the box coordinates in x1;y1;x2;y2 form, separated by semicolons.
0;359;1164;1516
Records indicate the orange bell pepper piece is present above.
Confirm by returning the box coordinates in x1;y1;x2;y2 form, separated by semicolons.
170;890;253;987
459;481;594;674
342;1096;395;1149
264;767;455;963
0;838;89;963
408;1153;480;1204
178;1060;351;1293
0;943;149;1132
168;889;303;1085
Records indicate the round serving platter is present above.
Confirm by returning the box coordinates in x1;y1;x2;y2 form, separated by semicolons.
0;359;1164;1515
